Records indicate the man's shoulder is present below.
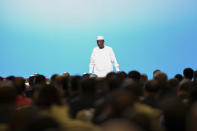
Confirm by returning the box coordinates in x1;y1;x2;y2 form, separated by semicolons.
105;45;112;50
93;47;99;51
92;46;112;51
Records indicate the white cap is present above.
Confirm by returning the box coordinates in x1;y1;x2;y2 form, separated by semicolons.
96;36;104;40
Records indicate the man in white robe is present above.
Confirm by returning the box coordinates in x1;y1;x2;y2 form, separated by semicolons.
89;36;120;77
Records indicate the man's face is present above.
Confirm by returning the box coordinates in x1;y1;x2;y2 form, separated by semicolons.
97;40;104;49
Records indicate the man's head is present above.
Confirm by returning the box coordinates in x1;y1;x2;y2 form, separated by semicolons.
174;74;183;82
183;68;194;80
128;70;141;81
96;36;104;49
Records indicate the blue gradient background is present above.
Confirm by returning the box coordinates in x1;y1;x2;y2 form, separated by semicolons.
0;0;197;78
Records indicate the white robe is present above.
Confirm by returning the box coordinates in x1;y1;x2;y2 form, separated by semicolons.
89;45;120;77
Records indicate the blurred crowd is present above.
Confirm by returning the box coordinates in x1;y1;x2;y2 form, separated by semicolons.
0;68;197;131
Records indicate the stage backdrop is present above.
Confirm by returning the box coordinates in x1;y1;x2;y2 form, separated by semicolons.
0;0;197;78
